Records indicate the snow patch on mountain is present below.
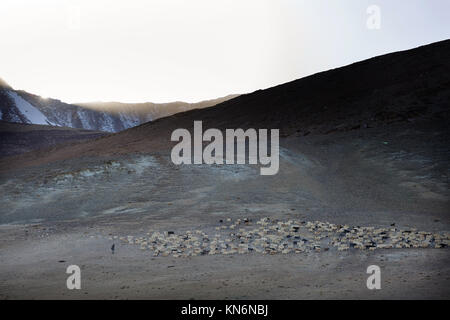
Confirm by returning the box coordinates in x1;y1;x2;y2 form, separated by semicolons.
99;112;115;132
6;91;54;125
118;112;141;129
1;85;238;132
77;109;90;129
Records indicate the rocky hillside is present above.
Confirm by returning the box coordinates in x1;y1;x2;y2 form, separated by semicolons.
0;80;238;132
2;40;449;166
0;121;107;158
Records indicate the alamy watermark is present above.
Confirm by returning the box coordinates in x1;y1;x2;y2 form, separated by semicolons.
366;5;381;30
170;121;279;175
366;265;381;290
67;5;81;30
66;265;81;290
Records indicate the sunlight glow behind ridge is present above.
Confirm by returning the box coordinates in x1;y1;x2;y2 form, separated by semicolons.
0;0;449;103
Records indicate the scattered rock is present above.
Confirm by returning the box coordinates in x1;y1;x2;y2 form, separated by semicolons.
113;218;449;258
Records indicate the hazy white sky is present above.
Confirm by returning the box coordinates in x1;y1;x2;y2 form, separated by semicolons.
1;0;449;103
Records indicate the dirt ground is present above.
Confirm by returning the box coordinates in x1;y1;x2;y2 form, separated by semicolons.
1;229;449;299
0;119;448;299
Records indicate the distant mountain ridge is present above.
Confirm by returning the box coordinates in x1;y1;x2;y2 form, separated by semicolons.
77;94;239;124
0;79;238;132
1;40;449;170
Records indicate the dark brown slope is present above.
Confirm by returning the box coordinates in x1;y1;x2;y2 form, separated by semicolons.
1;40;449;170
116;39;450;141
0;121;107;158
152;39;450;134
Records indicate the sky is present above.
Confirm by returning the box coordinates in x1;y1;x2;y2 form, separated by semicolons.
0;0;449;103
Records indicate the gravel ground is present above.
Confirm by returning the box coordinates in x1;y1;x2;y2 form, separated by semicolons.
0;120;449;299
1;227;449;299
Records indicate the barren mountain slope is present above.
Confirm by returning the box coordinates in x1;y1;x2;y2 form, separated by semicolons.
1;40;448;171
0;41;449;299
0;121;107;158
0;79;238;132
